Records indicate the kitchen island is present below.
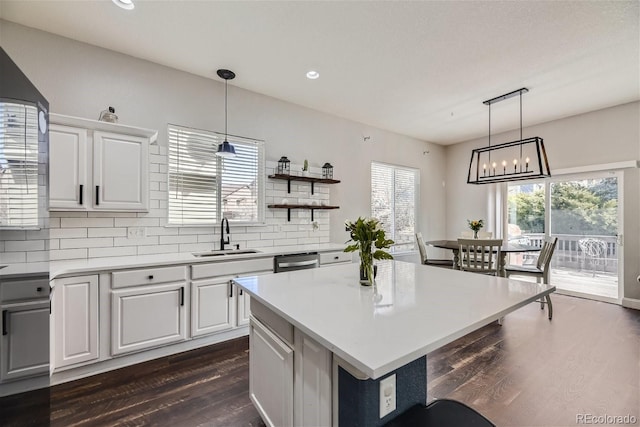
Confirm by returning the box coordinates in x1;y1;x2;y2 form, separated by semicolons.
233;260;555;427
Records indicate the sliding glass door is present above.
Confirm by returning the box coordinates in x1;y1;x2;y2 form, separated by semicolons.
507;172;622;303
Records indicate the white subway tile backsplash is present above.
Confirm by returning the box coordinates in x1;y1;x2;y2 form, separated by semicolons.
114;218;160;227
61;217;114;228
26;229;49;240
0;252;26;263
13;158;337;262
159;235;198;245
27;251;49;262
88;228;127;238
246;239;274;248
88;246;137;258
145;227;179;236
50;211;88;218
0;230;27;241
50;228;87;239
87;212;137;218
50;248;88;261
5;240;45;252
113;236;159;246
60;238;113;249
273;238;299;246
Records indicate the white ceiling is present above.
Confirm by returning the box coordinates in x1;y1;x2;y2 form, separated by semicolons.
1;1;638;145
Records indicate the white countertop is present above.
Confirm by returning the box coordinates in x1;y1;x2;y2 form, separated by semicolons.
233;260;555;380
45;243;346;279
0;262;49;279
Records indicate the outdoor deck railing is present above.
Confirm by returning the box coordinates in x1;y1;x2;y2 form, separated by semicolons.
519;233;617;274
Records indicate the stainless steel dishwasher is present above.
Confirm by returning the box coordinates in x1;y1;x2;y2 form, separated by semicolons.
273;252;319;273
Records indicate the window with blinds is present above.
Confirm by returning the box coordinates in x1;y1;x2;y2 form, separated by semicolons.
168;124;264;226
0;102;39;229
371;162;419;252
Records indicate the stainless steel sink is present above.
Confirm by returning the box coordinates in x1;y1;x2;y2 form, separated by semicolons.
192;249;262;257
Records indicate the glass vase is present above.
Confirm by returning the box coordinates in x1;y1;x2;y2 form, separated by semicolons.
359;247;375;286
473;229;478;239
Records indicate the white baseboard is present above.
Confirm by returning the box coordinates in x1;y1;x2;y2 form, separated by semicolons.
622;297;640;310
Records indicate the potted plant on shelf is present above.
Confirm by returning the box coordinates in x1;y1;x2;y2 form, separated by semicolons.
344;217;394;286
302;159;309;177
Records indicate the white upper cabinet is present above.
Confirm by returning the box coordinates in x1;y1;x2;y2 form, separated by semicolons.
49;125;89;210
49;114;156;212
93;131;148;210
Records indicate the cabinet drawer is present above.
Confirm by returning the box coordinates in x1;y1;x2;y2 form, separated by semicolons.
1;277;50;303
191;258;273;280
250;300;293;346
319;251;352;265
112;266;186;288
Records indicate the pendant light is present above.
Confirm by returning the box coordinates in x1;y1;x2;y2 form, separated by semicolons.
467;88;550;184
215;69;237;158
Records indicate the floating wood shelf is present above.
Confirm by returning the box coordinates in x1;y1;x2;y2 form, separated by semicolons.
267;204;340;221
268;174;341;194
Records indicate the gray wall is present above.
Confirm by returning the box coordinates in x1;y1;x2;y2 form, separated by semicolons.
0;21;446;262
445;101;640;301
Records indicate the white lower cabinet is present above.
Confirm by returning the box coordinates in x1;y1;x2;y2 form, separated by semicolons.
52;275;99;370
294;330;332;427
250;316;294;427
237;288;251;326
1;301;49;382
191;277;233;337
111;283;187;355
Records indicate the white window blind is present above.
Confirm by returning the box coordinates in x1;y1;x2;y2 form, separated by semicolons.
371;162;419;252
0;102;39;228
168;124;264;226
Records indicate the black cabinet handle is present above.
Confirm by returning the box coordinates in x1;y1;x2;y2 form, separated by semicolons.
180;287;185;306
148;275;154;280
2;310;7;336
79;184;84;205
95;185;99;205
334;256;339;260
36;287;43;292
229;282;233;298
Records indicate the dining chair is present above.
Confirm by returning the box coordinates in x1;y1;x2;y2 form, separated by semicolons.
477;231;493;238
505;237;558;320
460;231;474;238
578;238;608;277
457;238;503;275
415;232;454;267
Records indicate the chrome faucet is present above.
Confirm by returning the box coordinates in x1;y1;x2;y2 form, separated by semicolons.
220;217;230;250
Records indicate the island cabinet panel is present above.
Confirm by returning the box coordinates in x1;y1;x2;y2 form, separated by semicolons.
111;283;186;355
250;316;294;427
190;277;233;337
294;330;332;427
1;301;49;382
52;275;99;370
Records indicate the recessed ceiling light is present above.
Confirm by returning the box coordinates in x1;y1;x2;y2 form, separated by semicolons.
112;0;135;10
306;70;320;80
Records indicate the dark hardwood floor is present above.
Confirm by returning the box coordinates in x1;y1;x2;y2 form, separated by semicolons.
1;294;638;426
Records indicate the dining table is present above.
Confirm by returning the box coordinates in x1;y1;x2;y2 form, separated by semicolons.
426;239;541;277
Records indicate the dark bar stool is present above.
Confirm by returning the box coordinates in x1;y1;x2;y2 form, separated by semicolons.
384;399;496;427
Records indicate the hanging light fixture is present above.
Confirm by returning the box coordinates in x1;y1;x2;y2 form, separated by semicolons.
215;69;237;158
467;88;550;184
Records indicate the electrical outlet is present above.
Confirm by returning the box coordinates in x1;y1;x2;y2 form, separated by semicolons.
128;227;145;239
379;374;396;418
